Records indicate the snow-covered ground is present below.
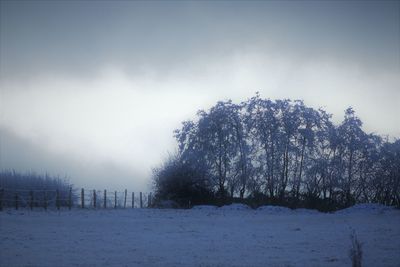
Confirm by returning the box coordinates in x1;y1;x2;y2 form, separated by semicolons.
1;204;399;267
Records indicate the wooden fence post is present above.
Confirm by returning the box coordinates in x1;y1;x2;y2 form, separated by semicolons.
15;192;19;210
114;191;117;209
93;190;96;208
81;188;84;209
30;190;34;210
124;189;127;208
104;190;107;208
68;187;72;210
44;191;47;211
148;192;152;208
132;192;134;208
140;192;143;208
0;188;4;211
56;189;60;210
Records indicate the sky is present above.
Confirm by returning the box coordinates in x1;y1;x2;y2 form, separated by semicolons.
1;1;399;191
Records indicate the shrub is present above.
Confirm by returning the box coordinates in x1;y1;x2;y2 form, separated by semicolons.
152;153;214;208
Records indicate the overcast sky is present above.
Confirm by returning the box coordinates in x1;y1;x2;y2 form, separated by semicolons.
1;1;399;191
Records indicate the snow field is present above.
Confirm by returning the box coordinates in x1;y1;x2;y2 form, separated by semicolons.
0;204;399;267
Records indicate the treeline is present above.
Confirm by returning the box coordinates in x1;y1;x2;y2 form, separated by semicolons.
0;170;74;208
153;94;400;211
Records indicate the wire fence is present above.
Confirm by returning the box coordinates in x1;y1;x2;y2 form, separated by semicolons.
0;188;153;211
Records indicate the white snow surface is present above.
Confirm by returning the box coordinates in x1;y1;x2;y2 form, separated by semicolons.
257;205;293;213
335;203;397;214
218;203;251;210
294;208;321;215
1;205;399;267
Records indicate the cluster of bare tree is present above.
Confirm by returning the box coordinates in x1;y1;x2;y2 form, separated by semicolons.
0;170;73;208
154;94;399;210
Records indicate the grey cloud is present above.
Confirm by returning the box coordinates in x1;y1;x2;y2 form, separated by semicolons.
1;1;399;189
1;1;398;81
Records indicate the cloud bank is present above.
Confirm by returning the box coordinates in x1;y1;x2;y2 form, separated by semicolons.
1;1;398;190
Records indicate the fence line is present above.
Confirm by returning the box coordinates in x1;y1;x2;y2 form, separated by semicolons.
0;188;153;211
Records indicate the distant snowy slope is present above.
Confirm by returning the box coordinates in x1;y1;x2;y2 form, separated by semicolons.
257;205;293;214
219;203;251;210
335;203;397;215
